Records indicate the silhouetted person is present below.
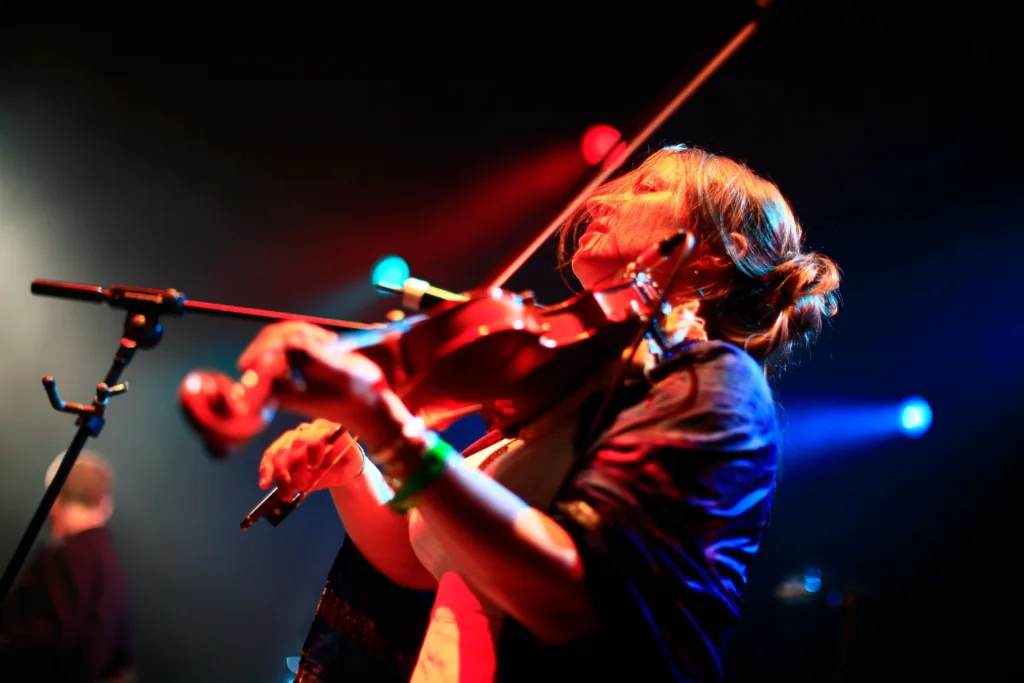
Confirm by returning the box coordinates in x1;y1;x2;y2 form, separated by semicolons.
0;450;133;682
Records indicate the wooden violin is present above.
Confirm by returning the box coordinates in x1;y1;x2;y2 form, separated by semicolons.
177;231;695;457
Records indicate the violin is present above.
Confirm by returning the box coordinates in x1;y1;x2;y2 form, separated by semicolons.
178;232;695;455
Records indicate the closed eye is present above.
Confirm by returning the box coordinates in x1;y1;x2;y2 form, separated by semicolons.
635;181;663;194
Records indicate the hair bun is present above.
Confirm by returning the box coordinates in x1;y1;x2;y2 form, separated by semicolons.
775;252;841;315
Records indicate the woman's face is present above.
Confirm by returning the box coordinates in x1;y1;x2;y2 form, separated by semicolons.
571;159;685;291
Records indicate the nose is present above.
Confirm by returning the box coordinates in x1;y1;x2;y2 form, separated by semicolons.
585;193;627;222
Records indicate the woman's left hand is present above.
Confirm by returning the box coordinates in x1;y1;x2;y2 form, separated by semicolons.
236;321;412;451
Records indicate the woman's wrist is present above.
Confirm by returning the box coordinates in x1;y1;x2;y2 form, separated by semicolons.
356;389;420;451
357;390;462;509
386;434;462;512
363;416;463;511
368;416;432;489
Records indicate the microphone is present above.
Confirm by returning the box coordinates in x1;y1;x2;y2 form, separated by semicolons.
374;277;469;312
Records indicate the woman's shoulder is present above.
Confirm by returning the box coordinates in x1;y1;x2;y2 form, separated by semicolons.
650;339;770;400
618;339;777;447
659;338;764;377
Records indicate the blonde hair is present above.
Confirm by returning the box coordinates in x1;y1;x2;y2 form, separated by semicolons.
45;450;115;508
559;145;841;377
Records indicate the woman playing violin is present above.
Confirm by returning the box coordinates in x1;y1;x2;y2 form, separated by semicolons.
243;144;841;682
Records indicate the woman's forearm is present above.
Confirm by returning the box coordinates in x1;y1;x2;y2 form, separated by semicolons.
329;460;436;590
414;461;598;645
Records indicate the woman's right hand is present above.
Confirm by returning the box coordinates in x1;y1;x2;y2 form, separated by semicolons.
259;418;364;496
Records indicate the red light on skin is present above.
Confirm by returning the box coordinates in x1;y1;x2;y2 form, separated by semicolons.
580;124;622;165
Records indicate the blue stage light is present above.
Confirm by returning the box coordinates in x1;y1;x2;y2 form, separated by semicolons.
899;396;932;438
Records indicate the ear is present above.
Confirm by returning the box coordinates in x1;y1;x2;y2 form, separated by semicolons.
727;232;749;261
99;496;115;521
693;233;749;272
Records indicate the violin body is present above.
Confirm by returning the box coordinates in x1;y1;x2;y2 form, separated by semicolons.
359;281;656;430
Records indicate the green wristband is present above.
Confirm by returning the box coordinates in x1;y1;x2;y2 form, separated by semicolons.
388;433;460;513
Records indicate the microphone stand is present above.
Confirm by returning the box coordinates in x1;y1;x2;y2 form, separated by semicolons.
0;280;380;606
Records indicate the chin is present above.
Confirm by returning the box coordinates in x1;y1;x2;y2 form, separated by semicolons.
572;259;622;291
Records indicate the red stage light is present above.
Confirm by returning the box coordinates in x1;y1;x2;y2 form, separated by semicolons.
601;140;628;171
580;124;622;166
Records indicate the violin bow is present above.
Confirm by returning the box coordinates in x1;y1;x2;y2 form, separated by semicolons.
478;1;771;292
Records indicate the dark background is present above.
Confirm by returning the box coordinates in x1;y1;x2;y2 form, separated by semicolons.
2;4;1020;681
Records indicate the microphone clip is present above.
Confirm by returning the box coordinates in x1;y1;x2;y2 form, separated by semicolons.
374;277;469;312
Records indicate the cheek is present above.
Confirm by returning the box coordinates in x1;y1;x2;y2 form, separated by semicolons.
623;219;680;252
571;251;621;289
625;196;686;238
570;257;599;289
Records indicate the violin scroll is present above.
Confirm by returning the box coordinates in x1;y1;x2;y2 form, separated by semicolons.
178;367;278;458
